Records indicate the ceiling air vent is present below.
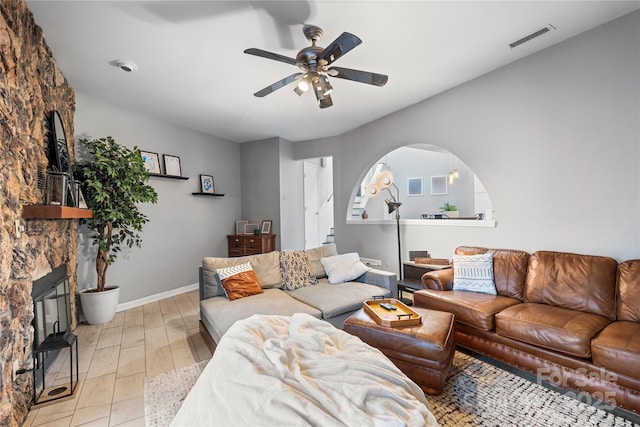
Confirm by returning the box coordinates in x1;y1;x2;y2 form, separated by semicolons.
509;24;556;49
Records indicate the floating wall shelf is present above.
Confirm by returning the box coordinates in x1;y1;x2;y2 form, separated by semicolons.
149;173;189;180
22;206;93;219
192;192;225;197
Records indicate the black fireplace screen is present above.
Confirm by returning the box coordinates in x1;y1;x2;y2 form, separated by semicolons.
31;264;71;388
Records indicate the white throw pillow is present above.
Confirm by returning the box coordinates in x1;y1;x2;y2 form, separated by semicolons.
320;253;371;284
452;253;497;295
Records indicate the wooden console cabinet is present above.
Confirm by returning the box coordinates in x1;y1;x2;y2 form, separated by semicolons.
227;234;276;257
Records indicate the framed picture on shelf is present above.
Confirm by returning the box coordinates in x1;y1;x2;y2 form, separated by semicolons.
235;220;248;235
200;174;215;193
140;151;161;174
244;223;259;235
260;220;272;234
163;154;182;176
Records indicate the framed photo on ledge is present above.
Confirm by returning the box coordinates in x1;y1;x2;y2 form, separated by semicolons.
140;151;161;174
200;174;215;194
163;154;182;177
260;220;272;234
235;220;248;235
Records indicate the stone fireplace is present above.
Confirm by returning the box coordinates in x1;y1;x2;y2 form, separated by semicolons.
0;1;78;425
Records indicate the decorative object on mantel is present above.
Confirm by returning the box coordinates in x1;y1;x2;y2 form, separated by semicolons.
439;201;459;218
74;136;158;324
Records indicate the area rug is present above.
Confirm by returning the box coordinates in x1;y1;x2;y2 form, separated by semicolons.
144;352;638;426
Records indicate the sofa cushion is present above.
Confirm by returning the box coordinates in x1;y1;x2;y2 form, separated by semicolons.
455;246;529;300
285;279;389;319
452;253;496;295
203;251;281;296
414;289;521;331
280;250;318;291
524;251;617;320
320;253;370;284
592;321;640;380
217;262;263;301
200;288;322;341
617;260;640;322
304;243;338;278
495;303;611;358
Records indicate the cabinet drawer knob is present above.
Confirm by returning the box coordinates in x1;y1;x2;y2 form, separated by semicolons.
249;239;255;243
234;239;240;242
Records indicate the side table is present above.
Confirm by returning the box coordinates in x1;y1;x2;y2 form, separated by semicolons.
397;280;424;305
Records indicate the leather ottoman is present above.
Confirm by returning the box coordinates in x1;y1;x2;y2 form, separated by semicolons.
344;306;455;395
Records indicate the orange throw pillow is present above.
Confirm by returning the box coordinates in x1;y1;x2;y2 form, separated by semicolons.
217;262;264;301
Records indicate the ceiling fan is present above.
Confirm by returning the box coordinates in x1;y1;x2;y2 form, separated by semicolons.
244;25;388;109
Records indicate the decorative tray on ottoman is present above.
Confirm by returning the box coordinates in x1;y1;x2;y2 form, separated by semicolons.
363;298;422;328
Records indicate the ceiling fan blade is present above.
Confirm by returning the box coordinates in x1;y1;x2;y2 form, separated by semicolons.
244;48;298;66
317;32;362;65
327;66;388;87
253;73;303;97
319;94;333;109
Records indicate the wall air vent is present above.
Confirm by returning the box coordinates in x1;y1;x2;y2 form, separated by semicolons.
509;24;556;49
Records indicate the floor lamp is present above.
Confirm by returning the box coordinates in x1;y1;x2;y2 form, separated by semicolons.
365;170;403;280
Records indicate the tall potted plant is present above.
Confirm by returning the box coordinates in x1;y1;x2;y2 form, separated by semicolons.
74;136;158;324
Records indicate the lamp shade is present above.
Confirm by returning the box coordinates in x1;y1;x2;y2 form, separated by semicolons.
375;170;394;189
385;199;402;214
365;183;380;196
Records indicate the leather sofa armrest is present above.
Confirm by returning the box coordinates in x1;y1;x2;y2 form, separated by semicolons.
421;268;454;291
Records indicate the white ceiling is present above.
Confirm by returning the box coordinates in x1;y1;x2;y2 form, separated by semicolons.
26;1;639;143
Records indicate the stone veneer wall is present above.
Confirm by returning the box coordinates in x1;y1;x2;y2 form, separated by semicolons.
0;1;77;425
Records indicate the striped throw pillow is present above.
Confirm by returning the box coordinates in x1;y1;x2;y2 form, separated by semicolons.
217;262;263;301
452;253;497;295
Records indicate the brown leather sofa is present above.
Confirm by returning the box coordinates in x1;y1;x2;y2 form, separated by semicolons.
414;246;640;416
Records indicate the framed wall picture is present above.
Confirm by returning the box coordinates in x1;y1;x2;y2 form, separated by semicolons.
163;154;182;176
407;177;423;196
431;175;448;195
235;220;248;235
260;220;272;234
200;174;215;193
141;151;161;174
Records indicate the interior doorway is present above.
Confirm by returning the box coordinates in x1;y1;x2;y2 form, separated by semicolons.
303;158;333;249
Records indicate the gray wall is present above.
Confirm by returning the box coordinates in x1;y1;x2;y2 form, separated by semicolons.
279;138;305;249
74;94;241;304
293;11;640;273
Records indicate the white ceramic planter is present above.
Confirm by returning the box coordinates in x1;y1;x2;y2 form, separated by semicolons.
79;286;120;325
445;210;459;218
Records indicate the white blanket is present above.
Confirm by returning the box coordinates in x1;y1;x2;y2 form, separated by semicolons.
171;313;438;427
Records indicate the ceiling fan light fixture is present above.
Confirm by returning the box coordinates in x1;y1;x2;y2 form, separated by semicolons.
319;75;333;96
297;75;310;92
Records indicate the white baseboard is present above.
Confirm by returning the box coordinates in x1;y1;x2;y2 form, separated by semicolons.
116;283;199;312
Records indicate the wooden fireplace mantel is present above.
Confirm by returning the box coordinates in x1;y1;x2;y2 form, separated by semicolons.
21;205;93;219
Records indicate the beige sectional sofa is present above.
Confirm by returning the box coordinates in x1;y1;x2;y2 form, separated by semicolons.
198;244;397;347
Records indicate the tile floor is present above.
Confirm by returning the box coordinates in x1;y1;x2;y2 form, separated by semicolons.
23;290;212;427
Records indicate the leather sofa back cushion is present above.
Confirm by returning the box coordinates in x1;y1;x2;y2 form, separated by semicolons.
617;260;640;322
455;246;529;300
525;251;617;320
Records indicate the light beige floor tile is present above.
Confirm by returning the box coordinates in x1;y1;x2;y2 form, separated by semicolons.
108;397;144;427
76;417;110;427
113;372;145;403
181;313;199;330
165;325;189;345
143;310;164;330
69;404;111;426
76;324;103;348
144;327;168;351
23;408;38;427
188;329;213;361
116;345;145;379
120;326;144;349
145;345;174;377
142;301;160;314
173;294;195;313
123;310;143;328
96;325;123;349
111;416;145;427
103;311;125;329
75;373;116;409
159;297;179;314
32;405;76;426
170;345;198;370
86;346;120;379
186;290;199;308
162;311;185;329
33;415;73;427
77;345;96;375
